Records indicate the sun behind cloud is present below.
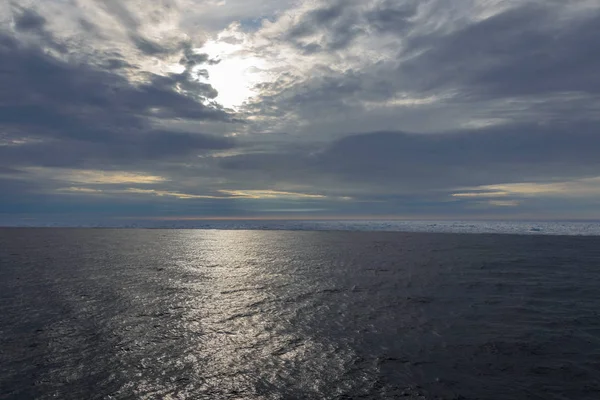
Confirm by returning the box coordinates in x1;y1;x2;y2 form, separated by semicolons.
196;30;271;109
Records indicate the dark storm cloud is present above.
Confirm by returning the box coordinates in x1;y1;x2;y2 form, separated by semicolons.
0;131;234;169
220;122;600;192
365;0;419;34
0;31;225;120
13;7;47;33
0;27;233;170
179;43;221;68
400;3;600;97
131;34;172;56
10;5;68;52
319;124;600;183
139;130;234;157
101;57;136;70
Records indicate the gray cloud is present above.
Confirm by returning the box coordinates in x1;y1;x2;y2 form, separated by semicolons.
220;122;600;194
251;1;600;126
280;0;419;54
92;0;186;56
225;5;600;212
131;34;172;56
284;0;363;54
0;16;234;171
365;0;419;34
1;130;234;169
400;3;600;97
208;1;600;215
13;7;47;33
0;31;225;120
2;0;600;220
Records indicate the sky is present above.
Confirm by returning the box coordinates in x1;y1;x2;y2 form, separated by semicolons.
1;0;600;224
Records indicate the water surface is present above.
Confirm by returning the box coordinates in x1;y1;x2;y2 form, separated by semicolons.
1;229;600;399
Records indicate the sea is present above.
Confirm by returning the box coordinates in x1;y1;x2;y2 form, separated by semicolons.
1;224;600;399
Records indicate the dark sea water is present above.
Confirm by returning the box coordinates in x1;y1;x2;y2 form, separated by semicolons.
1;229;600;399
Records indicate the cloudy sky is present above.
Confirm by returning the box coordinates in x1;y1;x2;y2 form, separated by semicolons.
1;0;600;223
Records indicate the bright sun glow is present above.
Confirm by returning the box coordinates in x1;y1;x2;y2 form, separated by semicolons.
196;39;270;109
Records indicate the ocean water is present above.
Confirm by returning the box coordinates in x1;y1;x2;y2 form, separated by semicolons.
1;228;600;399
3;219;600;236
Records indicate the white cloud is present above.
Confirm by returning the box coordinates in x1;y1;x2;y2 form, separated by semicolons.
461;177;600;199
23;168;167;185
219;189;327;199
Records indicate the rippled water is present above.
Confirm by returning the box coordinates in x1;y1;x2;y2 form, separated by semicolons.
1;229;600;399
